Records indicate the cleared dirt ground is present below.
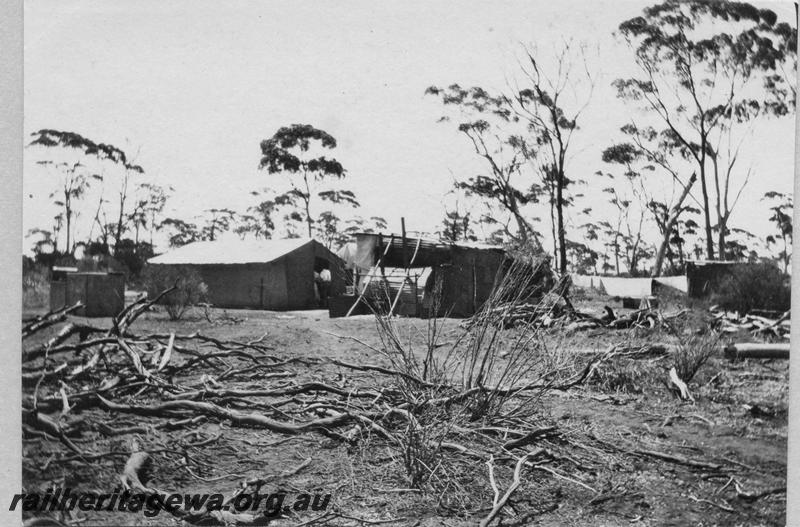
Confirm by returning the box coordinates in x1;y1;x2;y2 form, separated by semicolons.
21;296;788;526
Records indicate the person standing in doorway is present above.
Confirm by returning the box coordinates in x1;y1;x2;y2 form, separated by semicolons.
318;266;331;308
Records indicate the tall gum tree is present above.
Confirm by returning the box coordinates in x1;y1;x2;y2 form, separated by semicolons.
425;85;544;249
616;0;796;260
28;129;142;254
505;40;597;274
258;124;356;238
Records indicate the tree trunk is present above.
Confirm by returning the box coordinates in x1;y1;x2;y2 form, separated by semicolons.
514;213;529;243
698;142;714;260
549;195;558;266
651;174;696;277
508;191;529;245
783;234;789;274
556;173;567;274
115;192;127;252
305;201;313;238
302;171;313;238
64;189;72;255
150;212;155;247
711;156;726;261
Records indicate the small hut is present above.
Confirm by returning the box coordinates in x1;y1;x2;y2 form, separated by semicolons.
332;233;509;318
50;270;125;317
685;260;741;298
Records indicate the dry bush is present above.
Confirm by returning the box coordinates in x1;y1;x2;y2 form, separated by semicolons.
710;262;790;315
368;259;575;492
585;333;659;394
589;330;720;396
589;359;657;394
142;265;208;320
672;331;719;383
372;259;566;416
23;259;50;309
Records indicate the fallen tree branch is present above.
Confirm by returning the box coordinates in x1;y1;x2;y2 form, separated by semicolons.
22;302;84;338
480;449;544;527
96;394;356;439
668;367;694;402
330;359;435;387
171;382;381;402
634;449;722;471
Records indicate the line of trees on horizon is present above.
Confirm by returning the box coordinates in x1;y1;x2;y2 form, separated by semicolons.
23;125;389;278
23;0;796;279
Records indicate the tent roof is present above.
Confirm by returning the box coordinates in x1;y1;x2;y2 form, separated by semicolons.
148;238;314;265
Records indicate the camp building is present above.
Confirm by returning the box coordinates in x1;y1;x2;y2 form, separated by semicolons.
147;238;345;310
334;233;508;318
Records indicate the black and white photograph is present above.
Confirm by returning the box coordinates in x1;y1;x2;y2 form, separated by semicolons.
10;0;799;525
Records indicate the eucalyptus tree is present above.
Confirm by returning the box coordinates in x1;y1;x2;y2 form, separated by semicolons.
565;239;599;275
128;183;171;247
33;160;99;253
200;208;237;241
425;85;543;249
159;218;201;248
616;1;796;260
26;228;55;256
764;191;793;272
259;124;357;238
648;199;701;273
601;140;698;275
316;213;387;250
28;129;145;253
235;198;277;240
440;208;476;243
505;40;597;273
427;40;596;273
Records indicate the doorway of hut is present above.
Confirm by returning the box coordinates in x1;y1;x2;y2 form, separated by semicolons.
314;257;332;308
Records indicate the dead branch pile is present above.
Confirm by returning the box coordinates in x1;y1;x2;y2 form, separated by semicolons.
24;269;640;525
472;291;677;333
463;268;694;334
23;271;754;526
710;306;790;340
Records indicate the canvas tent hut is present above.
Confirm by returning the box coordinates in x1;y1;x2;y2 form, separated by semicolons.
147;238;345;310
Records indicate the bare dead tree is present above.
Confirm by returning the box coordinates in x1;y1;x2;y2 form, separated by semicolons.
506;39;598;273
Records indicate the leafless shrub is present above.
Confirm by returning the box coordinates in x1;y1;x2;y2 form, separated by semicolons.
589;360;656;394
142;265;208;320
368;259;577;491
589;331;720;395
372;259;565;416
23;261;50;309
672;331;719;383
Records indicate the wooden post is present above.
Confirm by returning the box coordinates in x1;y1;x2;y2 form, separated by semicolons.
401;217;408;270
388;278;406;317
345;239;393;317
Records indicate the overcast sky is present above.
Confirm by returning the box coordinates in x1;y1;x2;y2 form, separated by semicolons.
23;0;796;256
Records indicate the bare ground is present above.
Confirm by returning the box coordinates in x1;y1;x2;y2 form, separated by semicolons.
21;299;788;526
